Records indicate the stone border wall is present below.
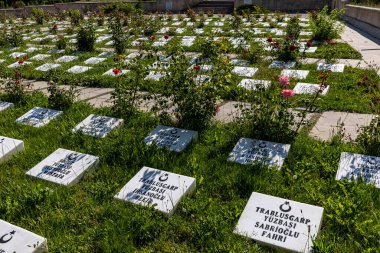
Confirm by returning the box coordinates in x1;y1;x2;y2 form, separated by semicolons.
0;0;202;16
234;0;330;12
333;0;380;40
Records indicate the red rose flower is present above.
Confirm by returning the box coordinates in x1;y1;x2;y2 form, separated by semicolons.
290;44;297;51
112;68;121;75
194;65;200;71
164;34;170;40
267;37;273;43
18;60;24;65
306;40;313;48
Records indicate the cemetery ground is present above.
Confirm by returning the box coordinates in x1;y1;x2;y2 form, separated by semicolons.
1;6;380;253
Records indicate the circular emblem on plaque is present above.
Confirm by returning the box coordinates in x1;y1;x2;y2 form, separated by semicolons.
68;153;80;161
368;157;376;165
170;129;178;135
279;201;292;213
258;142;267;148
159;173;169;182
0;230;16;244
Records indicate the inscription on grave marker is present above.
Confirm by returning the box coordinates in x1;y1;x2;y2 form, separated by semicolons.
114;166;196;216
26;148;99;186
144;125;198;152
235;192;324;253
336;152;380;188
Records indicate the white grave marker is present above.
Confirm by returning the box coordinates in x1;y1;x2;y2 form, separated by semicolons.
26;148;99;186
293;83;329;96
235;192;324;253
114;166;196;216
228;138;290;169
232;67;258;77
8;61;32;68
317;63;345;73
29;54;50;61
0;219;48;253
73;114;124;138
336;152;380;188
16;107;62;127
269;61;296;69
67;65;92;74
281;69;309;79
0;136;24;163
0;101;14;112
35;63;61;72
56;55;78;63
84;57;106;65
144;125;198;152
238;79;271;91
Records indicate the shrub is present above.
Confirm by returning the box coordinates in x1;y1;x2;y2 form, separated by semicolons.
56;35;67;50
285;16;301;41
68;9;82;26
77;24;95;52
2;67;30;105
31;8;45;25
309;6;345;41
7;28;24;47
101;2;137;16
112;62;145;117
109;16;127;54
47;81;76;111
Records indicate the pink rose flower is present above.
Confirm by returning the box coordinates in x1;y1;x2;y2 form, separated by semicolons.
278;75;290;86
281;89;295;98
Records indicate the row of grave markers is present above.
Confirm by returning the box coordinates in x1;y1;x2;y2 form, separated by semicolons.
1;101;379;252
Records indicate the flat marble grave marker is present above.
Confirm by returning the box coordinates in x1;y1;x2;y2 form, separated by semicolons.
29;54;50;61
269;61;296;69
16;107;62;127
0;101;14;111
238;79;271;91
144;125;198;152
56;55;78;63
235;192;324;253
8;61;32;68
336;152;380;188
0;219;48;253
232;66;258;77
0;136;24;163
281;69;309;79
73;114;124;138
293;83;329;96
67;65;92;74
84;57;106;65
317;63;345;73
26;148;99;186
35;63;61;72
103;69;130;76
228;138;291;169
114;166;196;216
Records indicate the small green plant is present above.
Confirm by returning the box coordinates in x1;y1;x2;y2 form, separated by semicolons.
56;35;67;50
77;24;96;52
357;116;380;156
310;6;345;41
